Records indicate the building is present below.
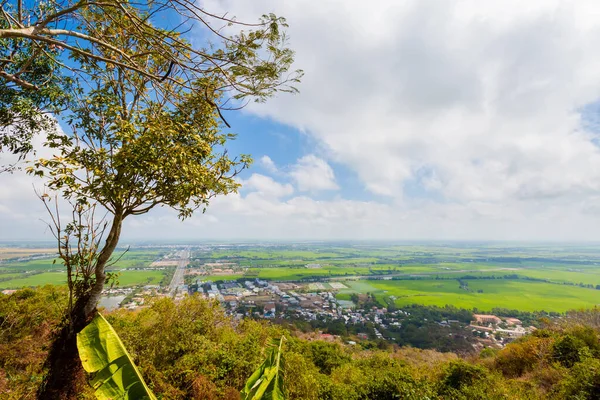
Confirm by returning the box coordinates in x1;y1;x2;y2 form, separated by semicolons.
319;333;335;342
473;314;502;325
264;302;276;314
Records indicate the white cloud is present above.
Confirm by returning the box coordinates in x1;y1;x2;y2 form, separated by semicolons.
198;0;600;202
0;131;67;240
242;173;293;198
259;155;278;173
289;155;338;192
117;188;600;241
9;1;600;241
191;0;600;238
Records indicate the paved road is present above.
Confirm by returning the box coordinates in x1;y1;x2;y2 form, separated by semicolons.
168;249;189;296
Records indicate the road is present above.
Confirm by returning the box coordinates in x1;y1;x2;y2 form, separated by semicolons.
168;249;189;297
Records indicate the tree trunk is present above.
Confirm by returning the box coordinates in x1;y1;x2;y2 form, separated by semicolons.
84;212;124;315
38;213;124;399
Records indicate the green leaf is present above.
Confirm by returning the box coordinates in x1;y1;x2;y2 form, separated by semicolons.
241;336;287;400
77;313;157;400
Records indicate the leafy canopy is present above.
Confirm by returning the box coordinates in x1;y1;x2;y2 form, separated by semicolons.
1;0;301;162
30;7;253;219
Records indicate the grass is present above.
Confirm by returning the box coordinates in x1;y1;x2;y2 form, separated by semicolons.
205;249;344;260
197;265;406;281
0;249;163;272
0;269;167;289
108;249;164;269
0;249;166;288
112;270;166;286
0;272;66;289
0;259;63;272
337;279;600;312
516;269;600;286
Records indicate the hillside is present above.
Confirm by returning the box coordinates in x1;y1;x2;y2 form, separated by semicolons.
2;286;600;399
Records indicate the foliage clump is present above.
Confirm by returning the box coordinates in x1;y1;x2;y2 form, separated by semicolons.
8;288;600;398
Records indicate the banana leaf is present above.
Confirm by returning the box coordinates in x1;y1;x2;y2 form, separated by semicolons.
77;312;157;400
241;336;286;400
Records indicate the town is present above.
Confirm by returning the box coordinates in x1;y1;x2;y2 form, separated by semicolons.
99;261;536;352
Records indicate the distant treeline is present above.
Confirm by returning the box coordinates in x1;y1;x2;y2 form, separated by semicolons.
366;274;600;291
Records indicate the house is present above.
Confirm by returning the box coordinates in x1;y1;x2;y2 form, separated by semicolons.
504;317;522;326
320;333;335;342
300;299;315;308
264;302;276;313
473;314;502;325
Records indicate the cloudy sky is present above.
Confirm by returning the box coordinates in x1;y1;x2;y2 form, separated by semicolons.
4;0;600;241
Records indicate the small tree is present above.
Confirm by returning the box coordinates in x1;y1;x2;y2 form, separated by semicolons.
29;5;299;398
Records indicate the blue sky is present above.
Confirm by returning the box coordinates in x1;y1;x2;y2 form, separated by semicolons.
223;110;380;204
5;0;600;241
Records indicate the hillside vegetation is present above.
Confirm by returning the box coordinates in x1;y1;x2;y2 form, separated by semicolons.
3;286;600;399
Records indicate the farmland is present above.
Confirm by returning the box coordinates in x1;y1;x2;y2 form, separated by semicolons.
336;279;600;312
188;242;600;313
0;247;56;260
0;248;170;289
5;241;600;313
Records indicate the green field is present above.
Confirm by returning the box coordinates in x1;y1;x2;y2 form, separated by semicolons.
0;269;167;289
7;243;600;313
0;248;167;289
0;272;67;289
337;279;600;312
0;259;62;272
0;249;163;272
192;244;600;313
198;264;406;282
107;249;165;269
113;270;166;286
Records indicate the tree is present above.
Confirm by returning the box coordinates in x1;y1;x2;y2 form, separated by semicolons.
438;360;490;397
0;0;301;165
29;4;299;398
553;335;585;368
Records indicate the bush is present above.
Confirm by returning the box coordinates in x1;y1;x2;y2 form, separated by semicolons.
0;286;71;399
494;337;553;377
553;335;586;368
558;357;600;399
440;360;489;391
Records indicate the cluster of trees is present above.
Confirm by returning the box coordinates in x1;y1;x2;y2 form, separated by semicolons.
349;292;379;309
483;307;558;327
7;286;600;399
